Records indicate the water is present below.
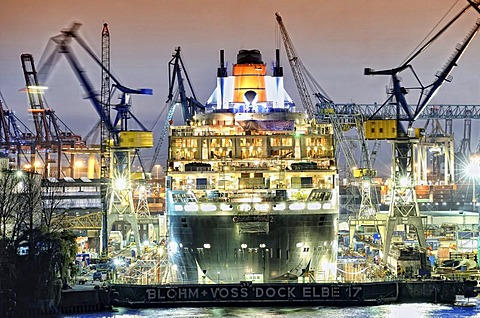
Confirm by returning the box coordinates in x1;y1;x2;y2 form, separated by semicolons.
60;303;480;318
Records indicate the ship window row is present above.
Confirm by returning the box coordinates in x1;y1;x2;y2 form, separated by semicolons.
170;135;332;146
171;123;333;138
312;125;331;135
51;185;99;192
170;147;333;161
169;159;334;175
171;136;331;148
171;128;194;137
171;138;198;148
171;177;332;191
303;137;331;147
172;125;246;137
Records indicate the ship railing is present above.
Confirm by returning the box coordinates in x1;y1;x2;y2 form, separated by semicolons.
196;194;335;203
291;184;315;189
196;195;281;203
171;128;194;137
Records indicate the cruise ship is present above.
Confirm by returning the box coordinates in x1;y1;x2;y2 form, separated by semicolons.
165;49;339;284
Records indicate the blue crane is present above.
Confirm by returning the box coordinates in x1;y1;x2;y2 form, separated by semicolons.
38;22;153;256
363;0;480;264
148;47;204;174
38;23;152;143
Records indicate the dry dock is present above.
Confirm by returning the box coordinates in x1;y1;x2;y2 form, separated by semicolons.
111;280;475;307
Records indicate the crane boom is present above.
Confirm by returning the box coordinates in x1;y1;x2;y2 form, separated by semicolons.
275;13;332;118
100;22;111;256
414;18;480;120
21;54;52;144
21;53;84;177
365;2;480;124
47;23;152;140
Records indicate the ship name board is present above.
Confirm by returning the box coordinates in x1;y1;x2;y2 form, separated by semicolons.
145;285;363;302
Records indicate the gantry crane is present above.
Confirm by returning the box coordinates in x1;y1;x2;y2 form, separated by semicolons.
332;101;480;189
20;53;84;178
148;47;204;174
363;1;480;265
39;23;154;256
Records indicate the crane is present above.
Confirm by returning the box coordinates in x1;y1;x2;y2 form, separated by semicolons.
100;23;111;256
364;1;480;264
275;12;332;119
148;47;204;174
275;12;379;221
331;102;480;120
20;53;84;178
39;22;154;256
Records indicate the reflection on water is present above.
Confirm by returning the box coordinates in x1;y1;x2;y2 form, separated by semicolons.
61;303;480;318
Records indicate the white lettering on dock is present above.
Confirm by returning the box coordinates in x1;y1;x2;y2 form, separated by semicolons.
146;285;362;302
255;286;296;298
302;286;341;298
347;286;362;298
146;288;156;301
210;287;249;299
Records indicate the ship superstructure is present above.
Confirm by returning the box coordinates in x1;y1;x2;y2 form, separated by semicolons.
165;49;339;283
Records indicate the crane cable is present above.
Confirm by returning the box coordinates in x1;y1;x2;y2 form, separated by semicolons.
401;0;461;66
149;100;169;131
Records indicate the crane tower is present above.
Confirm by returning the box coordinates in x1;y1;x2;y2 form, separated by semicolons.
100;23;111;256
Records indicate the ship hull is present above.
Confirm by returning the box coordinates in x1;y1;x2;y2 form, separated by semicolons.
168;210;337;283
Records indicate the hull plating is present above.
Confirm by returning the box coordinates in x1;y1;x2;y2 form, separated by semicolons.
168;211;337;283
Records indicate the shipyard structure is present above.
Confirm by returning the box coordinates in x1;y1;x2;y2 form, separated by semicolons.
7;8;480;313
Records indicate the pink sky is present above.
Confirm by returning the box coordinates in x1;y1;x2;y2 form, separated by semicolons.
1;0;480;169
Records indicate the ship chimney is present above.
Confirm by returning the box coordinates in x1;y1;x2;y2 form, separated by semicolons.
217;49;227;77
273;48;283;77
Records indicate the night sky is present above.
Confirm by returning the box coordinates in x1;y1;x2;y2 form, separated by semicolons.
1;0;480;173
